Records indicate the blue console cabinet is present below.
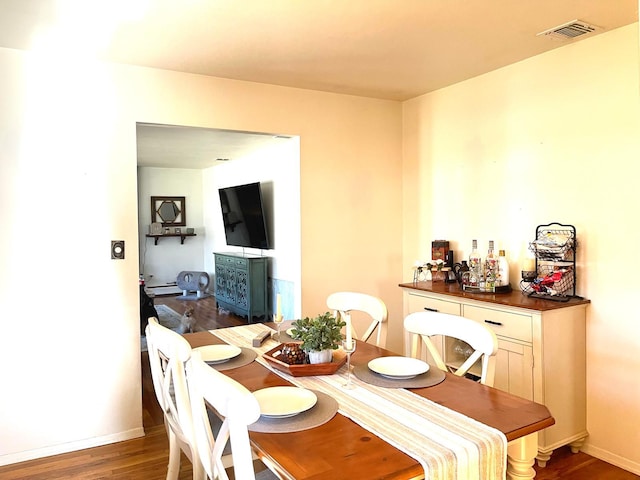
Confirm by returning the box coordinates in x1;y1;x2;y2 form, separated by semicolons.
214;252;268;322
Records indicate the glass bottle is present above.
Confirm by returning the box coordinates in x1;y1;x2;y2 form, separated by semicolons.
469;240;482;287
484;241;497;290
497;249;510;287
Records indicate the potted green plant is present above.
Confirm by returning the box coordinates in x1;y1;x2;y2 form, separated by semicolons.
289;312;347;364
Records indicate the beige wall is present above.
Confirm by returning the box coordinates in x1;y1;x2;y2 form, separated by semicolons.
402;24;640;473
0;49;402;464
3;18;637;474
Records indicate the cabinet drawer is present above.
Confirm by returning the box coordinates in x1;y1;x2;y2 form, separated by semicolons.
233;257;248;268
216;254;248;268
215;255;234;265
462;305;532;343
407;293;461;316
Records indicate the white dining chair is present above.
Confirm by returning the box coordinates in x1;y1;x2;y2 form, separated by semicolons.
326;291;389;347
187;350;280;480
403;311;499;386
146;317;204;480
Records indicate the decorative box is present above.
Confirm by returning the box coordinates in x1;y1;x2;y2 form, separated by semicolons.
431;240;450;263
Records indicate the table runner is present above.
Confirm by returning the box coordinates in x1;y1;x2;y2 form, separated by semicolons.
211;324;507;480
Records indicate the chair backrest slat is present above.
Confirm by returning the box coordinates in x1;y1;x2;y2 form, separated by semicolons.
145;317;205;480
187;350;262;480
146;317;196;445
326;292;388;347
403;311;498;386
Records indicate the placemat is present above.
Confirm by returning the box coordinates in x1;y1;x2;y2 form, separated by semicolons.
352;363;446;388
248;390;338;433
272;328;299;344
207;347;256;371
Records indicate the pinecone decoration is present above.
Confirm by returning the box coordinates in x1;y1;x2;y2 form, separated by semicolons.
280;343;307;365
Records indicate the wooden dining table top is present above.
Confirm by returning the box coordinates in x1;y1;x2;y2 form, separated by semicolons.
185;329;554;480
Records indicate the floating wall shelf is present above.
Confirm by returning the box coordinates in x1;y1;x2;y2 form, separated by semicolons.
146;233;196;245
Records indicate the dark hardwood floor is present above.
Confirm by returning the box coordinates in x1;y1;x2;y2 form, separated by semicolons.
0;294;636;479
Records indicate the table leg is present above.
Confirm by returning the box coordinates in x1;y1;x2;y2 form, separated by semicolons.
507;433;538;480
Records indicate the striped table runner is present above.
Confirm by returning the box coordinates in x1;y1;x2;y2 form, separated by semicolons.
211;324;507;480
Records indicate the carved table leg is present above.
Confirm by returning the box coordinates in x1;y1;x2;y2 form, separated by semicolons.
507;433;538;480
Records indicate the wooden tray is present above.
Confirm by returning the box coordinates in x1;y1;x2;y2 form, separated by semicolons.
461;284;512;294
263;344;347;377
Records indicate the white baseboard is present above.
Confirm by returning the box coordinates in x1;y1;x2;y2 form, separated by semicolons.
0;427;145;467
146;285;183;295
581;444;640;475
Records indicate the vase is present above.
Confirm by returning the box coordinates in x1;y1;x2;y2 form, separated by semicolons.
308;349;332;364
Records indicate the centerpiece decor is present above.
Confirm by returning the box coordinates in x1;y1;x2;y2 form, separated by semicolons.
289;312;347;364
262;311;349;375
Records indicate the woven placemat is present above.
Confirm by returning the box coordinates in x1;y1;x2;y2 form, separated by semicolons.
248;390;338;433
352;363;446;388
272;329;299;344
207;348;257;372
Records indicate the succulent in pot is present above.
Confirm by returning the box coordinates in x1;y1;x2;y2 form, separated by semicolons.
289;312;347;364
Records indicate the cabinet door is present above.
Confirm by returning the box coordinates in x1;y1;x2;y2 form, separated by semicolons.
235;268;249;309
215;264;231;302
443;337;482;380
493;338;534;401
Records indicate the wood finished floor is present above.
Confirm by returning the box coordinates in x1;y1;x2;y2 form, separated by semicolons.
0;295;636;479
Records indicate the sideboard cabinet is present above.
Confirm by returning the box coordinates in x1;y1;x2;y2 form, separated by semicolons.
399;281;590;467
214;252;268;323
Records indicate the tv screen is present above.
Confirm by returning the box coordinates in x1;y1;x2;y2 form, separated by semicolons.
218;182;271;249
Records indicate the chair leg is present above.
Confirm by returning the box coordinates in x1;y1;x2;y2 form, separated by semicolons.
191;456;205;480
166;430;181;480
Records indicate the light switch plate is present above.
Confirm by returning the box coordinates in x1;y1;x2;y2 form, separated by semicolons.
111;240;125;259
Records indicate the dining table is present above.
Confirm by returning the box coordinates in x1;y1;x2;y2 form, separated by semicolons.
184;324;554;480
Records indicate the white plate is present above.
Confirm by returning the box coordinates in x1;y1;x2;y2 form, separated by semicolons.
368;356;430;379
254;386;317;418
194;345;242;364
285;328;295;337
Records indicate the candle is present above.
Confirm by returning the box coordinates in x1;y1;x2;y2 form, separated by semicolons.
276;294;282;319
345;312;353;349
523;258;536;272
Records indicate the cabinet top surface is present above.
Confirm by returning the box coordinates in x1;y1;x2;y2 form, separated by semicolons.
399;281;590;312
214;252;267;259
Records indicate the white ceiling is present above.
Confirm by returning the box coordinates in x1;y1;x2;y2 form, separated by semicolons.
2;0;637;168
135;123;294;169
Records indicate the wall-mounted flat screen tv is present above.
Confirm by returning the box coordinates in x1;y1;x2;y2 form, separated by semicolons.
218;182;271;249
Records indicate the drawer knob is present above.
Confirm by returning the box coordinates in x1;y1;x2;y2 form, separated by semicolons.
484;319;503;326
423;307;438;312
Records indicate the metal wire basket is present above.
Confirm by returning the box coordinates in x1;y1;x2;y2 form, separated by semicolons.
524;223;578;301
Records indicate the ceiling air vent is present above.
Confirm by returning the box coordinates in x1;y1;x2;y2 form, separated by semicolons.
537;19;599;40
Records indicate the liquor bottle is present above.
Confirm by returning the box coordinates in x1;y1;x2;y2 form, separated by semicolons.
497;250;510;287
485;241;498;290
469;240;482;287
